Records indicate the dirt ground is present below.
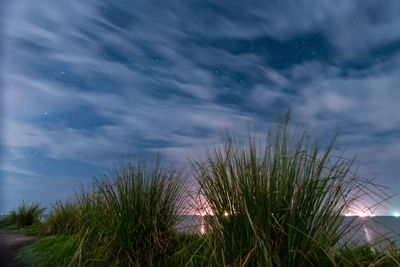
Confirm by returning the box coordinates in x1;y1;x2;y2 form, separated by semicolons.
0;230;38;267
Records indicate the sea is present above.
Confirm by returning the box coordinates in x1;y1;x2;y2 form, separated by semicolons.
176;215;400;247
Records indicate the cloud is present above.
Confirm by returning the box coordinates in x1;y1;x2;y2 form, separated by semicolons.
0;163;41;177
2;0;265;166
289;56;400;131
1;0;400;213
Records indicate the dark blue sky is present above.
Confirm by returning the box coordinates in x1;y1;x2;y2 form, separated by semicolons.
1;0;400;215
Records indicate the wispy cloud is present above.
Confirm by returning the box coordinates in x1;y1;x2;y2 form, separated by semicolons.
1;0;400;213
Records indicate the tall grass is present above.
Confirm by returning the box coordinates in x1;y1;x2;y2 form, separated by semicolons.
192;122;382;266
45;200;80;235
0;201;45;228
45;159;187;266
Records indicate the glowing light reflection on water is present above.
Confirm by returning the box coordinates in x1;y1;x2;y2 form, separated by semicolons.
176;215;400;246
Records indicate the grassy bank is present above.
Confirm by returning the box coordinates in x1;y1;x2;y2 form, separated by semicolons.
2;122;400;266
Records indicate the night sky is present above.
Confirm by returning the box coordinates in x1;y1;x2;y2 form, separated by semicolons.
1;1;400;215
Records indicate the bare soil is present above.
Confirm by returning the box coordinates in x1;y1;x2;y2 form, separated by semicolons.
0;230;38;267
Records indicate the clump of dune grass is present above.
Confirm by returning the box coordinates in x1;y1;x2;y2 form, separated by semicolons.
45;200;80;235
192;121;384;266
0;201;45;228
47;159;187;266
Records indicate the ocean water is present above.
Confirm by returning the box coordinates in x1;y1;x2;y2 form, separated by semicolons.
176;215;400;246
341;216;400;246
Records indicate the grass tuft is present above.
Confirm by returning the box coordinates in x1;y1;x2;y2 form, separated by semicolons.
45;200;80;235
0;201;45;228
43;159;188;266
192;121;385;266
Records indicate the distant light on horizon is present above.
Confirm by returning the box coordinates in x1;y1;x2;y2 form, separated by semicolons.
357;211;369;218
345;209;375;217
394;212;400;217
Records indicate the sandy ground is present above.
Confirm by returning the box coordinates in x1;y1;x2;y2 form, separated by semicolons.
0;230;38;267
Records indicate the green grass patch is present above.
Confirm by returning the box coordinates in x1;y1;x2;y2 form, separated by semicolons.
17;223;46;236
17;232;212;267
0;223;19;231
0;222;45;236
17;235;78;267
